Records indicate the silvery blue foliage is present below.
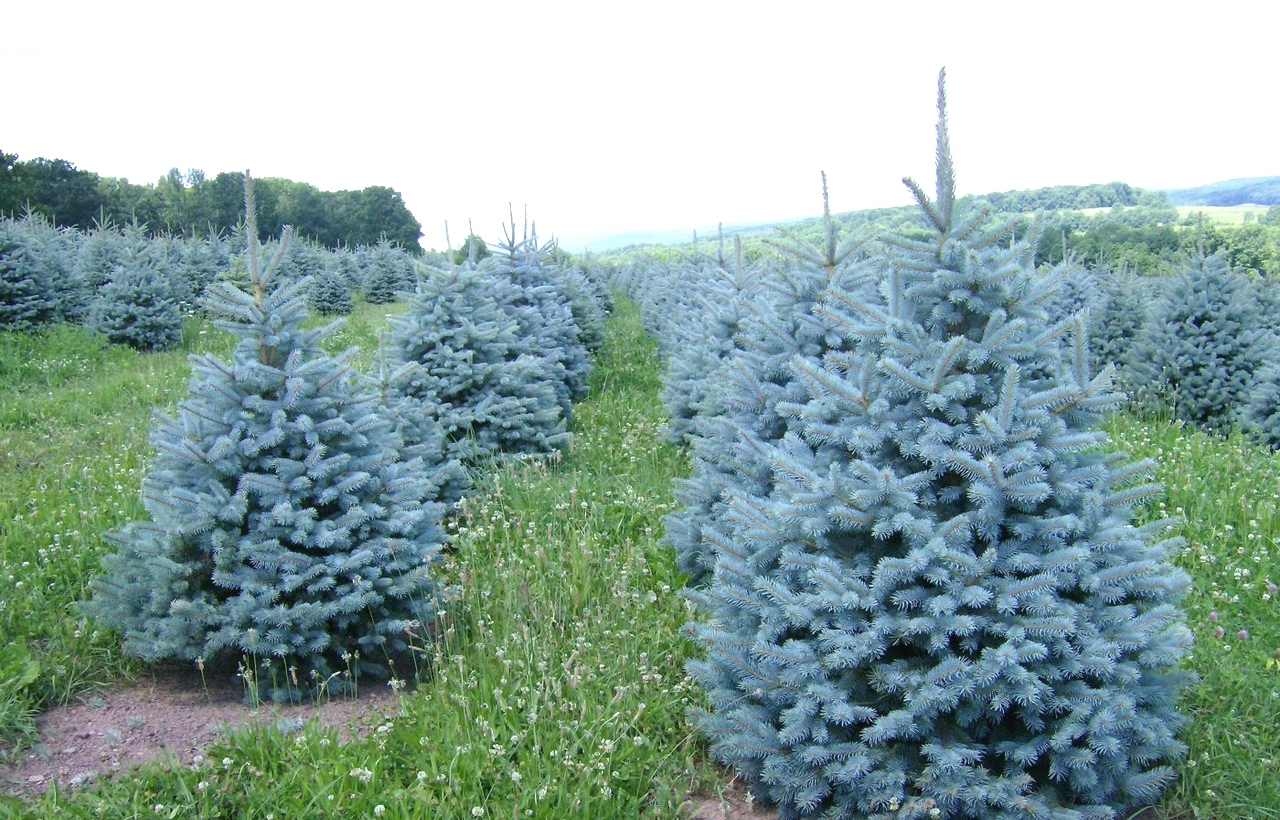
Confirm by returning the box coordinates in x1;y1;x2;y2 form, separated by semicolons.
88;226;184;351
1087;268;1156;393
1040;260;1099;326
385;262;569;466
333;246;363;291
1241;361;1280;448
660;235;769;446
88;258;184;351
362;238;417;304
491;222;592;412
372;355;470;507
148;233;193;309
1126;251;1275;430
308;269;355;315
84;179;449;696
70;220;127;320
16;212;80;321
551;260;611;354
663;185;871;586
681;74;1192;819
173;234;231;312
0;216;63;331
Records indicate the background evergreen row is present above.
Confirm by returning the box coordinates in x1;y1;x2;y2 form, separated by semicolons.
0;212;426;349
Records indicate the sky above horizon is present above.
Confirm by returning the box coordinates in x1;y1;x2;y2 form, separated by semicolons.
6;1;1277;251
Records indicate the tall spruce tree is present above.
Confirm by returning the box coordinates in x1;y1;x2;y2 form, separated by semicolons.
684;72;1192;819
70;218;126;322
16;211;79;324
84;173;449;695
660;233;767;446
1087;268;1156;394
491;215;591;413
362;238;416;304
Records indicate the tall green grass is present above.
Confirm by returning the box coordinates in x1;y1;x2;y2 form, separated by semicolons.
1106;413;1280;817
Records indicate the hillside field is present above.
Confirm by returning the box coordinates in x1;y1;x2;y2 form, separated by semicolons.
1175;204;1272;226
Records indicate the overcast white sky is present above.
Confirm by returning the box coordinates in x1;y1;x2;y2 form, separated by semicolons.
5;1;1277;251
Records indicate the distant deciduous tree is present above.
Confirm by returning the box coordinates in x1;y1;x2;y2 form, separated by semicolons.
2;154;425;253
453;233;490;265
0;154;106;228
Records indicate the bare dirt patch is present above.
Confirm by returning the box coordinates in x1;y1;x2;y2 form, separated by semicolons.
1;662;402;799
686;772;778;820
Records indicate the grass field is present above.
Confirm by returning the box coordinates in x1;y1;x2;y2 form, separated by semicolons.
1174;204;1272;226
1104;413;1280;817
1;299;1279;816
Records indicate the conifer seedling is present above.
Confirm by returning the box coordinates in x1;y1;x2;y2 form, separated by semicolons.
84;172;450;698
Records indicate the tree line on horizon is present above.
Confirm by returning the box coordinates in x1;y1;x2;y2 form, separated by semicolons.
609;180;1280;280
0;152;425;254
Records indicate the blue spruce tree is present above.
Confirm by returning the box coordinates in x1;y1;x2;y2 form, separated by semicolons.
666;177;870;585
550;254;611;354
1125;249;1274;430
16;211;79;325
491;214;592;413
0;216;62;332
88;225;185;351
172;233;228;312
362;238;417;304
385;262;569;466
70;218;127;323
684;72;1192;819
660;232;768;446
1241;360;1280;448
308;268;355;315
84;173;449;696
333;246;363;292
1087;267;1156;395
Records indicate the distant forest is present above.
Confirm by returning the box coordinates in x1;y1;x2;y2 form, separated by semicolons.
0;152;424;253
